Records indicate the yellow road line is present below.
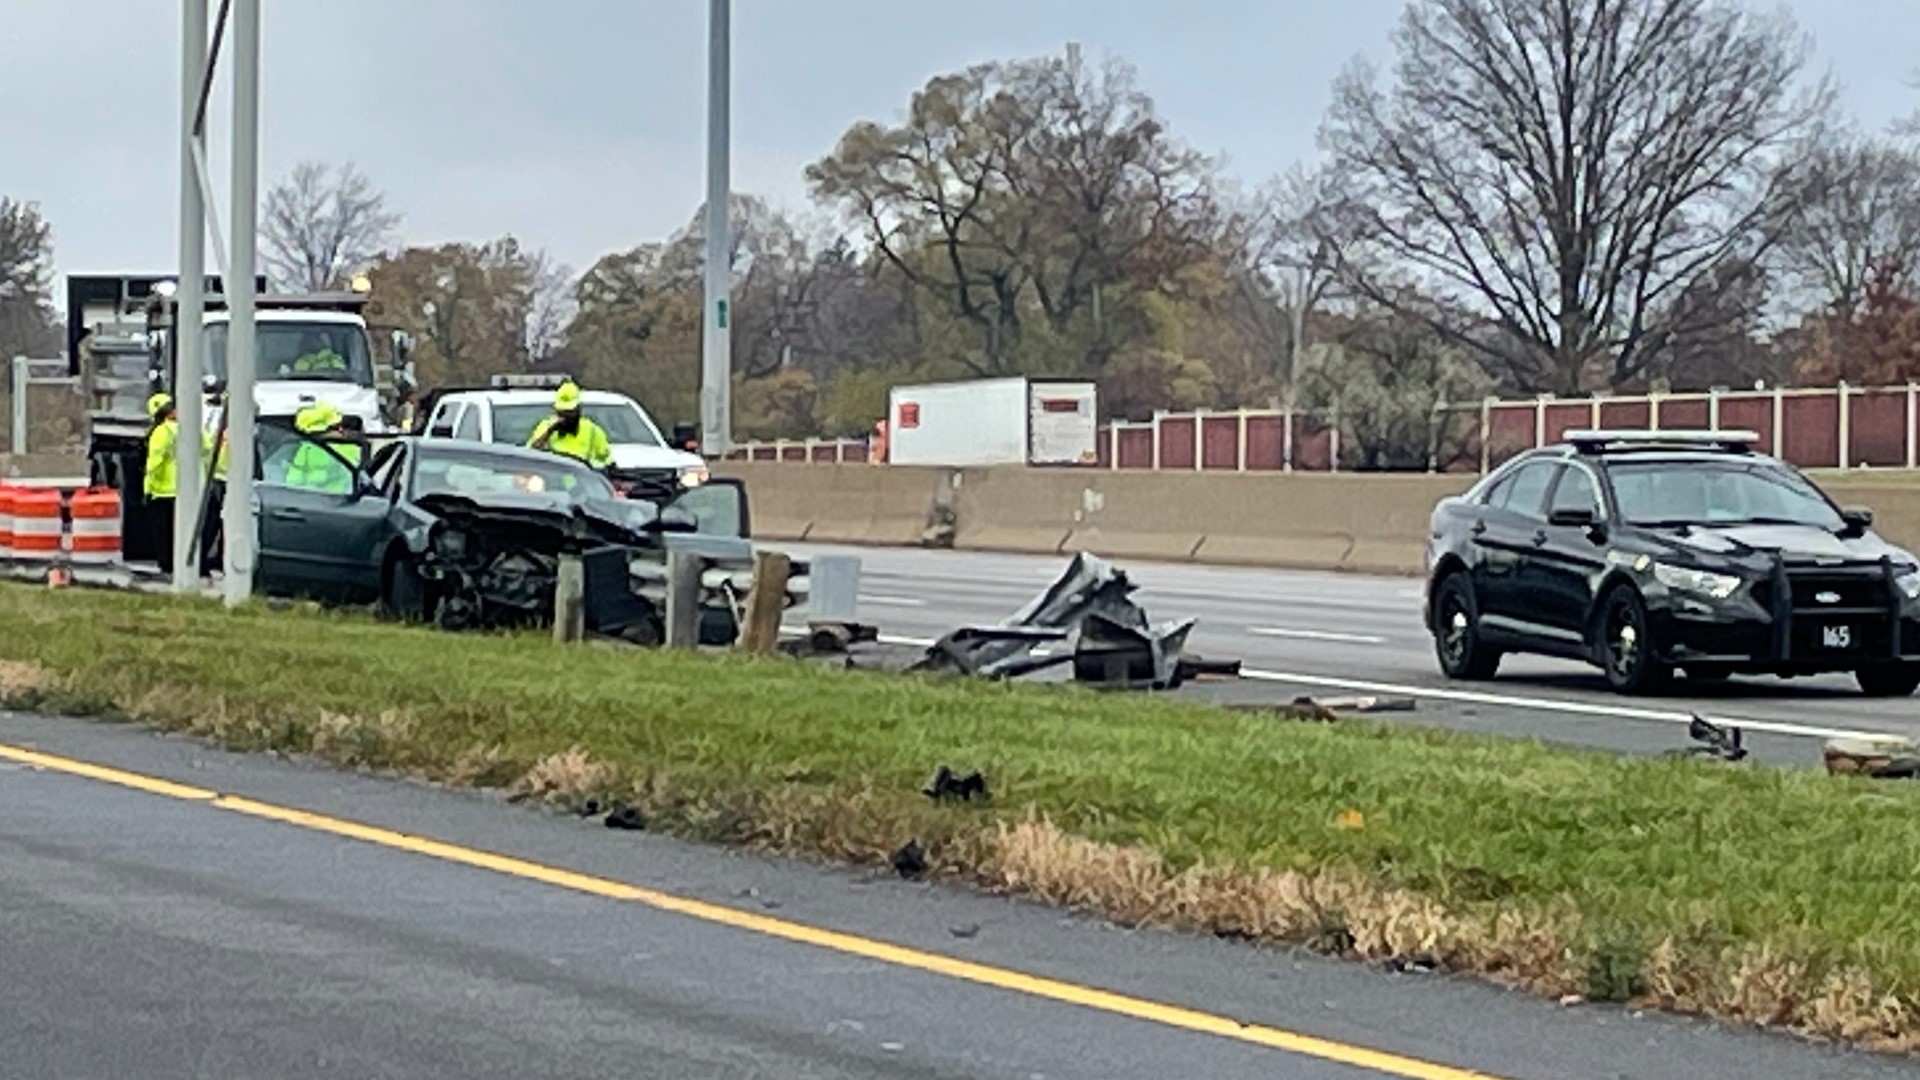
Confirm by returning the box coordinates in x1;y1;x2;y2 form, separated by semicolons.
0;739;1513;1080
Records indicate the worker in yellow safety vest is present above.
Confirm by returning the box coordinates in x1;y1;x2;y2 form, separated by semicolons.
144;392;179;569
526;380;613;468
199;386;232;576
287;403;362;494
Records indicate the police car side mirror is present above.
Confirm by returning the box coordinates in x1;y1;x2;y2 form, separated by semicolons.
1840;506;1873;537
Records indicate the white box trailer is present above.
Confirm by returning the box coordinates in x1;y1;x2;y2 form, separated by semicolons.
887;377;1098;467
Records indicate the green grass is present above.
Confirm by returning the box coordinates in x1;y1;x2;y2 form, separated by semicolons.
4;582;1920;1046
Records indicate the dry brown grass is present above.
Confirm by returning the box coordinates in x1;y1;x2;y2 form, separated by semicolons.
512;745;619;804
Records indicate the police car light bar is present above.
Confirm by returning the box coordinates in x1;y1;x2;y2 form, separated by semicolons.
489;373;570;390
1564;428;1761;451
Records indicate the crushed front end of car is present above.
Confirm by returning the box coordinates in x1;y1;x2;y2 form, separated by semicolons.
407;493;662;639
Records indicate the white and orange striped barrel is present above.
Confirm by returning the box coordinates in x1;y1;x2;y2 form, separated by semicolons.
68;488;122;567
10;489;62;565
0;486;14;561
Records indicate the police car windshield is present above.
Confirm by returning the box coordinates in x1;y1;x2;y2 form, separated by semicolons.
204;322;374;385
411;444;615;501
1608;460;1844;530
492;402;663;447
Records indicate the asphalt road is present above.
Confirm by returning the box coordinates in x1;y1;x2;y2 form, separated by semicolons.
780;544;1920;766
3;713;1912;1080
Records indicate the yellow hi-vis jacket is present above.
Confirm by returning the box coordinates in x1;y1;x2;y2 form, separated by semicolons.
528;415;613;468
145;419;179;498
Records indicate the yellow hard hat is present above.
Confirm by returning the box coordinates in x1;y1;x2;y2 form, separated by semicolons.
555;380;582;411
147;392;173;418
295;402;341;434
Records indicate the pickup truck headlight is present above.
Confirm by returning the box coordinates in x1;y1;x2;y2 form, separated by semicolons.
679;465;710;488
1652;562;1742;600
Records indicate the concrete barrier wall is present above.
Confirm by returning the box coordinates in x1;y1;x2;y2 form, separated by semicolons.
723;463;1920;576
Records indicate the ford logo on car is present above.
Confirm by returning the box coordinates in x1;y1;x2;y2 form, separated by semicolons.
1816;591;1841;604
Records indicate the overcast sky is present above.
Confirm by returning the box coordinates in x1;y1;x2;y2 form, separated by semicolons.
8;0;1918;284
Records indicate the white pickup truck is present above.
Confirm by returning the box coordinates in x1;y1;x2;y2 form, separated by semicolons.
421;376;710;490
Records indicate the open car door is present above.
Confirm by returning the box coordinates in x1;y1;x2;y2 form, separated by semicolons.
254;424;391;603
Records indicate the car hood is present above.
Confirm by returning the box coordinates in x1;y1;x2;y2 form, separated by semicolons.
608;443;704;472
1646;522;1912;565
413;491;657;550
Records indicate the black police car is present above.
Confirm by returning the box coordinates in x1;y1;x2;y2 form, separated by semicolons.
1423;429;1920;696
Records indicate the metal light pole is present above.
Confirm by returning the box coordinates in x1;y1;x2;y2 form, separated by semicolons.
221;0;261;606
699;0;732;456
173;0;208;591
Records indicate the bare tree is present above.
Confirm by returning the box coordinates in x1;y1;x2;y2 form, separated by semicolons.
0;198;59;359
1243;164;1344;402
1773;133;1920;313
521;250;576;368
1321;0;1830;393
261;161;401;292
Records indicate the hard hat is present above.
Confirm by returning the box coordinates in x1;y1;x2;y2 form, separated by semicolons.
295;402;341;434
147;392;173;418
554;380;582;411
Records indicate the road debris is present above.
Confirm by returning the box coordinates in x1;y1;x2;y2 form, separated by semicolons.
910;553;1238;691
923;765;989;803
889;839;928;879
1823;735;1920;778
1224;694;1418;721
603;802;646;830
1667;714;1748;762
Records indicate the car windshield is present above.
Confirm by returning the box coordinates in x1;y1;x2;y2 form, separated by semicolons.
205;321;375;385
411;444;616;501
1608;460;1845;530
492;402;664;447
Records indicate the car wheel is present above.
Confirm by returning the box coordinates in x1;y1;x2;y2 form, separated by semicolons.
1855;665;1920;698
1598;585;1670;694
380;554;433;623
1433;574;1501;680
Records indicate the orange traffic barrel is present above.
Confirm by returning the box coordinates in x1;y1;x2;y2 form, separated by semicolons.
10;488;62;564
0;485;14;561
68;488;122;567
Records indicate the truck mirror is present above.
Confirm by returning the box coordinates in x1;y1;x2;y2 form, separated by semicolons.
672;423;699;452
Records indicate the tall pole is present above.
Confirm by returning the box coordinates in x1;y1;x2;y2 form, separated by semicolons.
700;0;732;457
222;0;260;606
173;0;208;591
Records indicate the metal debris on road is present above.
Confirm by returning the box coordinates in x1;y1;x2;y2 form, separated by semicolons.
889;839;928;879
1224;694;1418;721
910;553;1239;691
1667;715;1748;763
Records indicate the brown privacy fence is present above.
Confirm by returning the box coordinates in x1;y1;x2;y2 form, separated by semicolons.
729;384;1920;475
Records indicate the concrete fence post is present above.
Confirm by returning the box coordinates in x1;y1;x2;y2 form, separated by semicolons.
1283;408;1295;473
1150;412;1163;471
1236;409;1248;472
1533;395;1548;449
1479;397;1493;475
1192;408;1204;471
1907;383;1917;470
1772;388;1785;458
1329;404;1341;473
1838;382;1852;471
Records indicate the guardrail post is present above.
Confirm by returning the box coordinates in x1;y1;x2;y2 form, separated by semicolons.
1838;381;1852;471
552;553;586;643
665;550;704;649
10;355;27;455
738;549;791;655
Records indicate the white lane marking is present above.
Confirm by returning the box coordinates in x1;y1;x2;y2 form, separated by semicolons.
1239;670;1891;742
1248;627;1388;646
858;594;926;607
871;633;1893;741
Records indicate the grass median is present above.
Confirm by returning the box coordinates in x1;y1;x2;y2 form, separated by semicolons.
2;582;1919;1052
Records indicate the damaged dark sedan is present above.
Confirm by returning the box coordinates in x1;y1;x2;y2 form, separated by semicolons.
252;425;748;642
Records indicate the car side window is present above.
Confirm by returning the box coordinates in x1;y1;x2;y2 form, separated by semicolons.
1549;466;1601;520
455;404;482;441
1492;461;1557;521
426;401;457;439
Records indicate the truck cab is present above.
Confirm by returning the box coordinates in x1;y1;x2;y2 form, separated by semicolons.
420;375;709;492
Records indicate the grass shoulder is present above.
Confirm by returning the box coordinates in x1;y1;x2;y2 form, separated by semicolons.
1;582;1917;1052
